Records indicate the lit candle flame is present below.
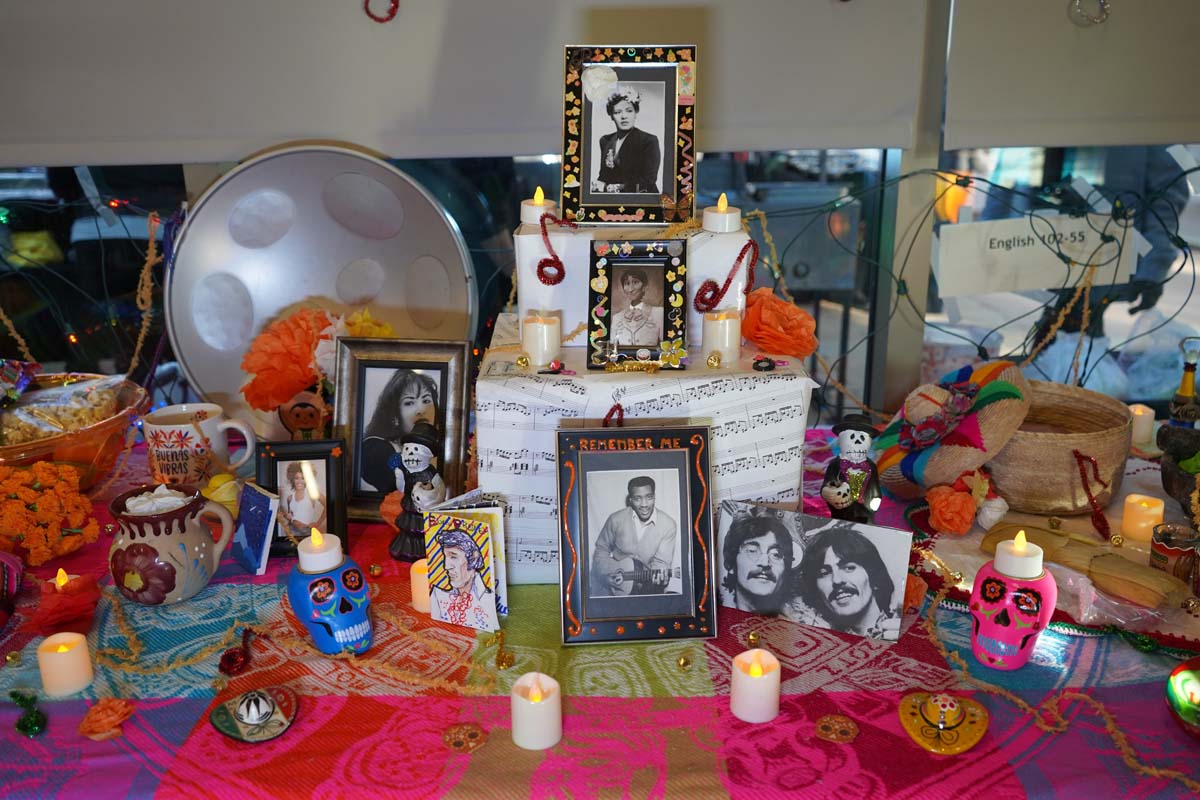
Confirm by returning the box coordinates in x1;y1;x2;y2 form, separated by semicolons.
528;677;543;703
748;652;764;678
1139;500;1152;508
55;644;70;653
310;528;324;548
301;460;320;501
55;568;69;589
1014;530;1027;553
533;186;545;206
717;192;728;213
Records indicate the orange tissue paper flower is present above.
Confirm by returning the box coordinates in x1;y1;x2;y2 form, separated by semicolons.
240;308;331;411
741;288;819;360
926;485;976;535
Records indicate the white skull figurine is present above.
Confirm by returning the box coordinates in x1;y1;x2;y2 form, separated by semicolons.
837;428;873;462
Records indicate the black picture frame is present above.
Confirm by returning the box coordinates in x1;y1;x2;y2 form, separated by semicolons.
587;239;687;369
560;45;697;224
333;338;470;521
556;426;716;645
256;439;347;557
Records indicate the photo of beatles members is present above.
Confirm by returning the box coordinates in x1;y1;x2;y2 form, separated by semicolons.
716;501;913;642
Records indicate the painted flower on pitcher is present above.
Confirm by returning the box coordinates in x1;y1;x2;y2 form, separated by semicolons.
110;543;176;605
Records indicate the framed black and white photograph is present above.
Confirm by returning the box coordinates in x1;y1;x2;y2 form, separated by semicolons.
256;439;346;557
587;239;687;369
556;426;715;645
333;338;470;521
560;45;696;224
716;502;913;642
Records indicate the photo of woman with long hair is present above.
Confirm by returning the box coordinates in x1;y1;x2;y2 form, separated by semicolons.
359;368;440;493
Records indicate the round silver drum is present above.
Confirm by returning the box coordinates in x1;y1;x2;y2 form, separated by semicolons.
166;144;475;438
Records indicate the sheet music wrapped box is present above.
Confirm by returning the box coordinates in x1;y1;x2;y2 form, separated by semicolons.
476;315;817;584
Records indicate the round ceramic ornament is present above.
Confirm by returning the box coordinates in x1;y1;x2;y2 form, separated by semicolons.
873;361;1032;500
210;686;299;744
898;692;989;755
166;143;476;440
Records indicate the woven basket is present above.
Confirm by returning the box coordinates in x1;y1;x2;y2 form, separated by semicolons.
989;380;1132;515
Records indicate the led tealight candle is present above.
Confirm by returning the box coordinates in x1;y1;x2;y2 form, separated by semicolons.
993;529;1044;579
522;312;562;367
49;568;78;592
37;632;93;697
729;648;781;723
1121;494;1165;543
297;527;343;573
1129;404;1154;445
702;308;741;366
410;558;431;614
511;671;562;750
703;192;741;233
520;186;558;225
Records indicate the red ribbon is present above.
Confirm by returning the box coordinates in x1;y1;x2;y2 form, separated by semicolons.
537;212;578;286
693;239;758;313
603;403;625;428
1072;449;1112;540
363;0;400;22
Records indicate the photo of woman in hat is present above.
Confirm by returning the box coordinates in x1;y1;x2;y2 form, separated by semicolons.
388;421;447;561
821;413;881;524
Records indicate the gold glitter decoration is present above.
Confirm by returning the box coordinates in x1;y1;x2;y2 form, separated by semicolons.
1110;534;1124;548
677;654;692;671
746;631;760;647
515;355;531;369
706;351;721;369
1184;597;1199;613
5;651;19;666
369;564;383;577
604;361;661;374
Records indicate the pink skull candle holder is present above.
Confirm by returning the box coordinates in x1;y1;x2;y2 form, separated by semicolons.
969;531;1057;671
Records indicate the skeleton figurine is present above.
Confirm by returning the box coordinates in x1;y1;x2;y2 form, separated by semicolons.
822;414;881;524
388;421;447;561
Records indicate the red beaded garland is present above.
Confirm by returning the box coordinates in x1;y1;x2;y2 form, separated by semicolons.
536;212;577;286
363;0;400;23
693;239;759;313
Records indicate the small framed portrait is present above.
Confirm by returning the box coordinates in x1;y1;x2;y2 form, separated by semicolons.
587;239;687;369
556;426;716;645
256;439;347;556
715;502;913;642
560;45;696;224
333;338;470;521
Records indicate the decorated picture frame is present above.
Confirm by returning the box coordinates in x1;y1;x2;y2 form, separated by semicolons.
556;426;716;645
256;439;347;557
587;239;687;369
560;44;696;224
332;338;470;521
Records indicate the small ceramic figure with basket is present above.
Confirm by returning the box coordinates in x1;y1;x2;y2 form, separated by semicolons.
387;422;447;561
822;414;881;524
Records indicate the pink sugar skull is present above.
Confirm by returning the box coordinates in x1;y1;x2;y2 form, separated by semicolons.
969;561;1057;671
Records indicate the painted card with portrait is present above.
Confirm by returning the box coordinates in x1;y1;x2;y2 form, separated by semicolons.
255;439;346;557
424;511;501;633
560;45;696;224
587;239;687;369
716;502;913;642
556;426;716;645
333;338;470;521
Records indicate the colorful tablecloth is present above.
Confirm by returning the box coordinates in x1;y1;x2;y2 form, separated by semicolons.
0;442;1197;799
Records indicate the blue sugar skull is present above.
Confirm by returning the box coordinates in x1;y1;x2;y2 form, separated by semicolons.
286;557;373;655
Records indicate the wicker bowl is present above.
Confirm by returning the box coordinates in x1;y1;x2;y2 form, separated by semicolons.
0;373;149;490
989;380;1131;514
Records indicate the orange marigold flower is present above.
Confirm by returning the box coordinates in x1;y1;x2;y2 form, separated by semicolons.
741;288;819;360
240;308;331;411
926;485;976;535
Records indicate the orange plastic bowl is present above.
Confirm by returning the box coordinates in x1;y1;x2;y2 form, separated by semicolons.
0;373;149;490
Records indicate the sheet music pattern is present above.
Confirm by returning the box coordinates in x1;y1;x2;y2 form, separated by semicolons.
476;344;817;584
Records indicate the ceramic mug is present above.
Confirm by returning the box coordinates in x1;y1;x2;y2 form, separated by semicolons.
143;403;255;486
108;485;235;605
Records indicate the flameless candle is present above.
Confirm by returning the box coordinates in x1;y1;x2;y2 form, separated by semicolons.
520;186;558;225
1129;404;1155;445
49;568;78;592
511;671;562;750
410;558;431;614
1121;494;1165;543
37;632;93;697
703;193;741;233
702;309;741;366
970;530;1057;670
297;527;343;573
522;312;562;367
993;529;1044;579
729;648;781;723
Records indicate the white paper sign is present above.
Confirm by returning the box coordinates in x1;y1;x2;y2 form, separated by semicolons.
934;212;1148;297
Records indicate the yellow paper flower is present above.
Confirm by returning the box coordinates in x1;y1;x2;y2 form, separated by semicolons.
345;308;394;338
660;339;687;368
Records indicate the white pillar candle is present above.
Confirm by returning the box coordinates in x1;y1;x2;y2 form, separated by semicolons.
730;648;781;723
1121;494;1165;543
37;632;93;697
520;186;558;225
993;530;1044;579
522;313;562;367
297;528;343;573
702;309;741;366
511;671;562;750
703;193;741;233
410;558;431;614
1129;404;1154;445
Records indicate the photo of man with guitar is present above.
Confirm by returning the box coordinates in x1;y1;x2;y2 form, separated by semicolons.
589;474;681;597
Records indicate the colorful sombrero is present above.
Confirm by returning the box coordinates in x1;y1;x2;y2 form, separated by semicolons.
874;361;1032;500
